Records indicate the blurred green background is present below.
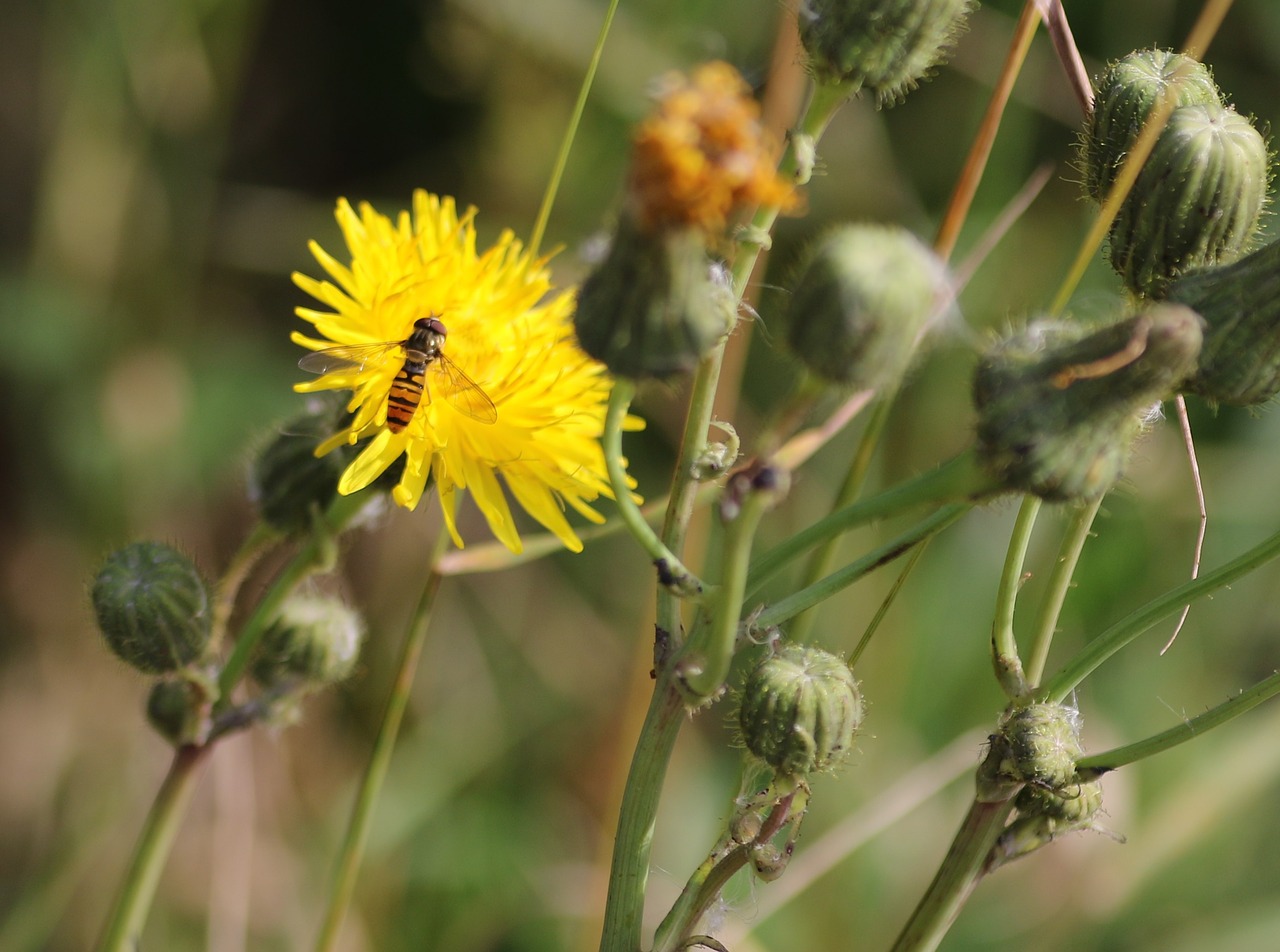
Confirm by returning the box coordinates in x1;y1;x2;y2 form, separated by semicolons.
7;0;1280;949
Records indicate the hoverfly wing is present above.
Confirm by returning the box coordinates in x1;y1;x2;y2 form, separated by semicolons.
298;341;404;376
430;352;499;424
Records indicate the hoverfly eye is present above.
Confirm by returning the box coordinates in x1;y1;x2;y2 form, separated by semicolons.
425;316;448;337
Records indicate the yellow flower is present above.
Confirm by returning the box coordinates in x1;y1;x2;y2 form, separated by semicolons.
292;190;637;553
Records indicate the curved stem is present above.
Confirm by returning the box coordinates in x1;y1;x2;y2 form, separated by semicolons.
313;531;450;952
209;522;278;656
607;379;705;598
990;496;1041;699
1024;497;1102;687
1039;524;1280;703
95;745;212;952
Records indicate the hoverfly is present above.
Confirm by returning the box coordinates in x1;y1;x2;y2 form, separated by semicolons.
298;315;498;429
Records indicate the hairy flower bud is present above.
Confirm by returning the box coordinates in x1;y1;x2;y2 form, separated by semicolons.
92;542;212;674
799;0;973;102
574;217;734;378
973;305;1203;501
994;777;1105;864
251;595;363;689
1108;103;1268;297
1082;49;1223;202
251;408;355;534
1169;239;1280;406
977;702;1084;802
784;224;949;389
739;644;863;778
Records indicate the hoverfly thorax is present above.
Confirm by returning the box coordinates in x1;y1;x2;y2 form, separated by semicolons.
298;312;498;430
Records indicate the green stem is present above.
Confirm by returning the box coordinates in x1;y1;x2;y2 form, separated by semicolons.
313;532;450;952
598;676;687;952
1079;667;1280;774
1023;497;1102;687
887;797;1017;952
95;745;212;952
209;521;278;656
746;451;995;599
526;0;619;257
677;472;782;701
606;378;705;598
1039;524;1280;703
216;493;368;705
752;504;969;630
789;395;896;644
990;496;1040;699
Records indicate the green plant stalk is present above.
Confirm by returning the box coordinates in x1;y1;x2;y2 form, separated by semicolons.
888;797;1018;952
1024;497;1103;687
606;379;706;598
215;492;367;704
598;677;687;952
95;744;212;952
209;521;278;655
849;540;931;669
1040;524;1280;703
657;78;851;644
747;450;995;599
752;504;969;630
313;532;449;952
678;481;778;700
651;792;795;952
990;496;1040;698
603;71;852;952
526;0;619;258
789;394;897;644
1079;666;1280;774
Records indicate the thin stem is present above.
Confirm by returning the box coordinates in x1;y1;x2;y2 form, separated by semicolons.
313;531;450;952
606;378;705;598
990;496;1041;699
526;0;619;258
848;540;931;669
1078;668;1280;774
789;395;896;644
209;522;278;655
1024;497;1102;687
95;745;212;952
746;451;996;600
678;472;782;701
1039;524;1280;703
887;797;1017;952
752;504;969;631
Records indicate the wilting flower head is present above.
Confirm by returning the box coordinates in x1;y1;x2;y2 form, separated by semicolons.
627;61;795;234
292;191;637;553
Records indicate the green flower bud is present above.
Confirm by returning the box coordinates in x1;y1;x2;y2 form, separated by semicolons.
251;408;354;534
1082;49;1223;202
251;595;363;689
1169;239;1280;406
977;702;1084;802
973;305;1203;501
574;215;734;379
146;679;203;745
739;644;863;779
784;224;949;390
799;0;973;102
92;542;212;674
1109;103;1269;297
